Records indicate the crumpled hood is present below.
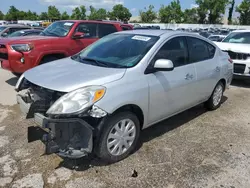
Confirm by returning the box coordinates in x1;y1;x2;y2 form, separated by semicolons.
24;57;126;92
214;42;250;54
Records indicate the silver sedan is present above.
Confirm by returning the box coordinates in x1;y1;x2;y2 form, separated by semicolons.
16;30;233;163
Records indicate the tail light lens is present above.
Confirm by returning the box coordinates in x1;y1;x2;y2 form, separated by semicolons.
228;58;233;63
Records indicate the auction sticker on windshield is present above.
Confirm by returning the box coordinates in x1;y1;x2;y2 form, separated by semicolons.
64;22;73;26
132;35;151;41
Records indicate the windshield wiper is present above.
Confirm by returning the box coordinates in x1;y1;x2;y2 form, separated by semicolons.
81;57;110;67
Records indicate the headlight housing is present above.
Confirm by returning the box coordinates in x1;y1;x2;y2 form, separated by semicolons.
46;86;106;115
10;44;34;52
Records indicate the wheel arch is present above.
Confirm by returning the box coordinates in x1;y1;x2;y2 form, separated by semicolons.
112;104;144;129
38;53;67;65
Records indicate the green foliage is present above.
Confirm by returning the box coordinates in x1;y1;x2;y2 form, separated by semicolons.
183;8;199;24
48;6;61;20
71;5;86;20
5;6;19;20
0;11;4;20
195;0;229;24
39;12;48;20
88;6;107;20
228;0;235;24
61;11;70;20
139;5;157;23
159;0;183;23
236;0;250;25
108;4;132;21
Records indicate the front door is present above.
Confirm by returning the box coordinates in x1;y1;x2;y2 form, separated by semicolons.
146;36;198;125
70;23;99;55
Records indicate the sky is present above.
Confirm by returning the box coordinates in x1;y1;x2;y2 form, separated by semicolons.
0;0;243;16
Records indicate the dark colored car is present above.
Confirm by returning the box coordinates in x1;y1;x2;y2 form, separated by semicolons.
0;25;31;37
7;29;42;38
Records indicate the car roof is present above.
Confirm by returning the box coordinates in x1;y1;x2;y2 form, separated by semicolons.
118;30;176;36
18;29;42;32
232;29;250;33
2;24;30;28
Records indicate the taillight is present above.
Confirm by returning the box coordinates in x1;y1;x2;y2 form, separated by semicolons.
228;58;233;63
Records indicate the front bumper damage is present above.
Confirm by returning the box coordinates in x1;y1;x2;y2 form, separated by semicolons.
17;89;107;159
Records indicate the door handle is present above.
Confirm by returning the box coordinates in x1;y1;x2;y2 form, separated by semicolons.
185;74;194;80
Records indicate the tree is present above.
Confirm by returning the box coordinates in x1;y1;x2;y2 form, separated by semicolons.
25;10;38;20
48;5;61;21
195;0;229;24
71;6;86;20
159;0;183;23
5;6;19;20
39;12;49;20
88;6;107;20
183;8;199;23
139;5;157;23
61;11;70;20
0;11;4;20
228;0;235;24
236;0;250;25
108;4;132;21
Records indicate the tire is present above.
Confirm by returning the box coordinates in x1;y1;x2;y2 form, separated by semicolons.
205;81;224;111
40;56;59;65
95;111;140;163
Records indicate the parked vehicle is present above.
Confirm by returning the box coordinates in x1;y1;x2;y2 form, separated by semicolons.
7;29;42;38
0;24;31;37
16;30;233;163
208;35;226;42
199;31;211;38
0;20;133;76
214;30;250;79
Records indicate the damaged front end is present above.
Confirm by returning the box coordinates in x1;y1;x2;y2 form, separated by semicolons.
16;76;108;159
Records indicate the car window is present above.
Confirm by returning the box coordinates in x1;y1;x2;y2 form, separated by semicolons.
154;36;188;67
25;32;40;36
121;26;132;31
98;24;117;38
187;37;215;63
75;23;97;38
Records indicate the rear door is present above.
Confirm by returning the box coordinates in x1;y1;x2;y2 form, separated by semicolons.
186;36;220;101
70;23;98;55
97;23;118;38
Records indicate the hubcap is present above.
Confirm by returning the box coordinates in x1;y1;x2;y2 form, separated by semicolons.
107;119;136;156
213;84;223;106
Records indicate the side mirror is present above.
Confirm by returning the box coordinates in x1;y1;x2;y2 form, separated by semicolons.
154;59;174;71
1;33;8;37
72;32;85;39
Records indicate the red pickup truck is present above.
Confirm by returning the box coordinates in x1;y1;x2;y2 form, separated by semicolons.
0;20;133;75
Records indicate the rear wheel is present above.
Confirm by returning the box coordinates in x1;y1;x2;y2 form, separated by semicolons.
95;112;140;163
205;81;224;110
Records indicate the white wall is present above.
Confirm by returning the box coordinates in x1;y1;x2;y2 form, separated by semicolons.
132;23;250;30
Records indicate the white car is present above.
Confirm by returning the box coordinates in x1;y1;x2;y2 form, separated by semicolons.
215;30;250;79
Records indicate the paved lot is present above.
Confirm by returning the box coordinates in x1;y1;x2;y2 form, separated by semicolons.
1;68;250;188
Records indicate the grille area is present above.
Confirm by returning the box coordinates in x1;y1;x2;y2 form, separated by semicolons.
234;63;246;74
224;50;250;60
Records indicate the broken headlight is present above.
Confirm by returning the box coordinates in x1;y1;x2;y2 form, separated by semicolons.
46;86;106;115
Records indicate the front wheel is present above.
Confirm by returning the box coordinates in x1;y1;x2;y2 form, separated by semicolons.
95;112;140;163
205;81;224;110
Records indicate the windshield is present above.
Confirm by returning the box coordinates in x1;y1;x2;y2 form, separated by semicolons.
71;34;159;68
222;32;250;44
40;21;74;37
8;30;27;37
0;26;6;32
